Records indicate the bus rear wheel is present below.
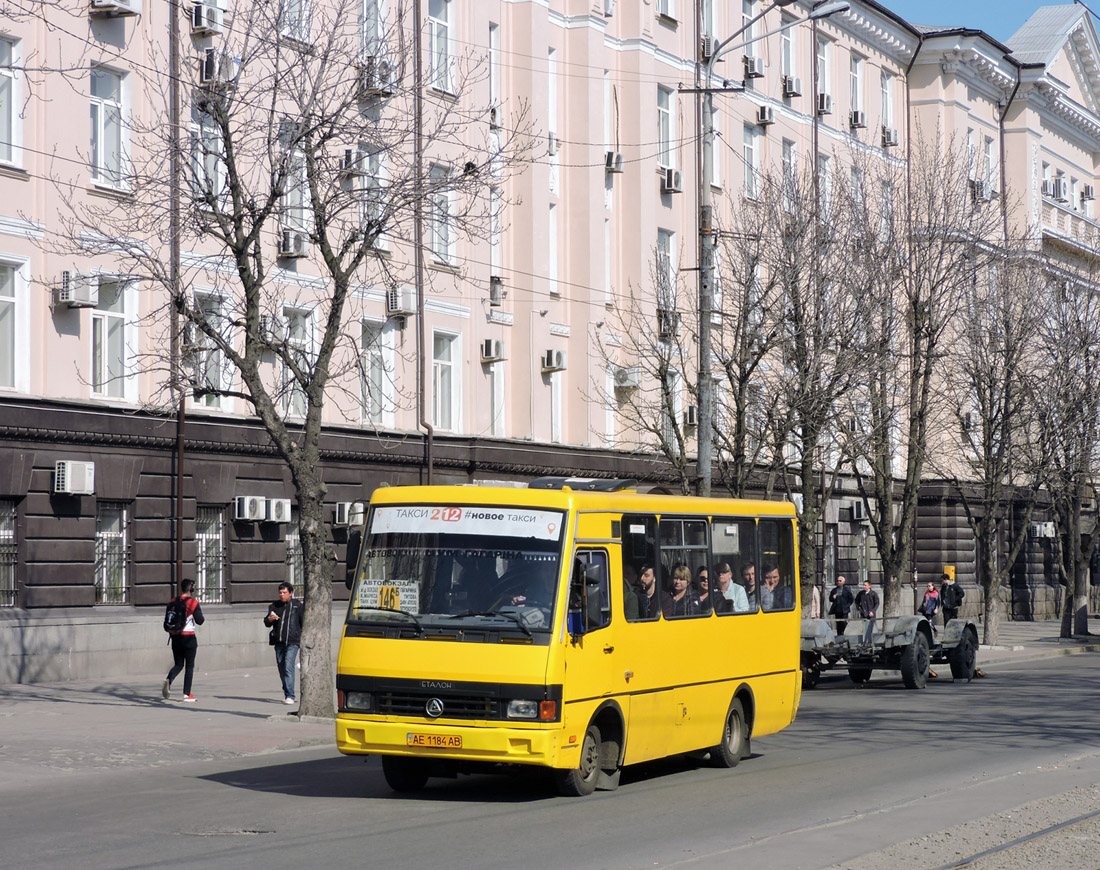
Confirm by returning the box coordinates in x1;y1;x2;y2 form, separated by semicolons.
381;756;429;793
555;723;602;797
709;698;746;768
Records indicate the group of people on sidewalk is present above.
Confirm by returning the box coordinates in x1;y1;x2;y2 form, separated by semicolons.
161;580;304;707
827;572;966;641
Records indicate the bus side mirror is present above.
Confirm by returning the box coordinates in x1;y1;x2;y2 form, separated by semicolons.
345;528;362;590
568;564;602;641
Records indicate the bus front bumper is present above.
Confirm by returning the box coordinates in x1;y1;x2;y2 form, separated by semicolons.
336;716;566;767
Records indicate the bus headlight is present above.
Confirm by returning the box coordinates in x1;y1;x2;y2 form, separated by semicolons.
345;691;373;712
506;699;539;719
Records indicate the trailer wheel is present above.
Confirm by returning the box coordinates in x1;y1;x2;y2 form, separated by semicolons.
848;667;872;684
802;662;821;690
381;756;429;793
900;633;930;689
555;723;601;797
949;630;977;681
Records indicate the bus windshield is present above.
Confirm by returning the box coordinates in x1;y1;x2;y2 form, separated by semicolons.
348;504;566;633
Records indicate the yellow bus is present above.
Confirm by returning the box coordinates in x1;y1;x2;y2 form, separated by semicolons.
336;477;801;796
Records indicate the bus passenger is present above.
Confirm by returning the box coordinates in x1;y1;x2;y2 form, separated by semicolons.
693;566;713;613
740;562;759;612
623;563;641;621
634;564;660;620
662;563;700;618
713;562;750;613
760;564;793;611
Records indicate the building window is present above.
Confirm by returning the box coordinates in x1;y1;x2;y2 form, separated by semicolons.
284;307;312;418
850;53;863;113
743;123;759;199
657;86;673;169
361;0;383;58
281;149;309;231
550;371;563;443
780;15;795;78
195;506;225;603
0;38;18;165
656;228;675;306
709;101;721;186
90;66;125;187
0;499;15;607
361;318;388;425
432;331;459;431
428;164;454;263
189;103;224;207
742;0;757;55
360;146;387;249
548;203;559;297
490;360;505;437
658;0;674;19
489;23;500;111
94;502;129;604
782;138;797;212
548;48;558;137
984;136;996;188
880;70;893;128
0;263;14;389
192;293;227;407
661;369;683;447
702;0;716;37
817;152;832;212
428;0;452;92
816;36;830;96
286;513;303;589
92;278;127;399
281;0;310;42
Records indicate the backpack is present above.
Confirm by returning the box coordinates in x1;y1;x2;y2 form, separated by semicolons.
163;597;188;634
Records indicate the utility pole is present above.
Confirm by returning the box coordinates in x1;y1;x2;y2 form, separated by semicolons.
694;0;848;496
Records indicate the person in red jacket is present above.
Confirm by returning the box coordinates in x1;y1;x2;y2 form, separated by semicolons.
162;579;205;702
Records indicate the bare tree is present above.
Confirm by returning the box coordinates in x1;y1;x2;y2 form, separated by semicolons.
843;133;1003;617
46;1;533;716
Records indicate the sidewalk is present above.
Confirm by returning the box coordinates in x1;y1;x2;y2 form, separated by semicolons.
0;620;1097;789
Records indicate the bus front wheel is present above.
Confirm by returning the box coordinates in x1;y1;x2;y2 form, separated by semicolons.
381;756;429;793
555;723;602;797
709;698;747;768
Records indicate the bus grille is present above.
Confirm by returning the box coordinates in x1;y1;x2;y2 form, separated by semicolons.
377;691;500;720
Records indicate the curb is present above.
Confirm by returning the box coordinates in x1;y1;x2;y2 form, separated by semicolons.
977;643;1100;669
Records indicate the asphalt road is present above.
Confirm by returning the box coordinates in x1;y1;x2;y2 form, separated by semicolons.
4;654;1100;870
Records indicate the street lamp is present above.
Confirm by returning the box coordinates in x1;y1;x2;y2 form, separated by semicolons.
696;0;850;496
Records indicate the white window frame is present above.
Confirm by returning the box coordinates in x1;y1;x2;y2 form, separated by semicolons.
361;317;395;427
658;0;675;20
709;101;721;187
742;0;757;56
817;152;832;213
489;360;505;438
489;185;502;275
657;86;674;169
702;0;716;38
361;0;385;59
0;37;23;167
780;15;795;79
0;258;29;393
816;36;830;96
281;149;309;232
781;138;797;212
91;277;135;401
428;164;455;264
431;329;461;432
604;218;613;305
656;228;675;307
603;366;616;447
661;368;683;448
428;0;452;93
195;505;225;603
283;306;313;418
550;370;563;443
984;135;996;188
281;0;311;43
191;291;231;409
880;69;893;128
849;52;863;113
359;145;389;250
548;48;558;137
189;102;225;208
90;66;127;189
489;23;501;113
743;123;759;199
548;202;559;297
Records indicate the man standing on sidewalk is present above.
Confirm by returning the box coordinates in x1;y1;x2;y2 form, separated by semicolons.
263;582;304;705
940;572;965;625
856;580;879;645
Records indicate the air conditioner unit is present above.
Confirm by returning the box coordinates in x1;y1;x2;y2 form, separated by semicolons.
489;275;506;306
605;150;625;174
744;56;765;79
54;460;95;495
700;37;716;62
259;314;286;344
817;93;833;115
656;308;680;340
191;2;223;35
481;338;505;362
338;148;366;178
1054;178;1070;202
357;55;396;98
757;105;775;127
614;365;640;389
278;228;310;258
1083;184;1095;202
200;47;239;86
234;495;267;522
334;501;365;526
53;271;99;308
850;501;867;522
90;0;141;16
541;349;567;373
970;179;993;203
849;109;867;129
661;167;683;194
385;285;416;317
1029;521;1056;539
782;75;802;98
882;126;900;147
266;498;292;523
1042;179;1056;198
1042;522;1056;538
547;133;559;156
683;405;699;427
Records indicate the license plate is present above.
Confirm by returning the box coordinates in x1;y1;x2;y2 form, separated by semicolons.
406;733;462;748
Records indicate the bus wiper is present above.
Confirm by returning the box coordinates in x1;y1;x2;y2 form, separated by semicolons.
445;610;533;638
357;606;423;635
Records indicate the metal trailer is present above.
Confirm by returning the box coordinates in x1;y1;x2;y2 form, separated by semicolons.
800;615;979;690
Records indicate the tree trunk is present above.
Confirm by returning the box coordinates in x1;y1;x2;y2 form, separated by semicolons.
982;583;1000;645
298;497;334;718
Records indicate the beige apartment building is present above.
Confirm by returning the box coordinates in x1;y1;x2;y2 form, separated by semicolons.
0;1;1096;678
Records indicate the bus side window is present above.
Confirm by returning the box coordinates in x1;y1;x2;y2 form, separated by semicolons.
622;514;659;622
711;518;759;615
575;549;611;631
759;519;796;612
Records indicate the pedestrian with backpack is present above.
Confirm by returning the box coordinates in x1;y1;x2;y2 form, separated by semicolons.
162;579;204;702
263;582;304;706
940;573;965;625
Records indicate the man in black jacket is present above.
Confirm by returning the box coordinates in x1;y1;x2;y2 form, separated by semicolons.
263;582;304;705
855;580;879;644
940;573;965;625
828;576;854;635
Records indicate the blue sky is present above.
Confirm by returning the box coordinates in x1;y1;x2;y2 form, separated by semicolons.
881;0;1081;45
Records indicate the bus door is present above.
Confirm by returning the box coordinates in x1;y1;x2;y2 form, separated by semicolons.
563;548;618;714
